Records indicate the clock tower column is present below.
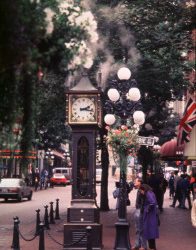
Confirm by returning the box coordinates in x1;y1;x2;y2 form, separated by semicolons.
64;73;103;249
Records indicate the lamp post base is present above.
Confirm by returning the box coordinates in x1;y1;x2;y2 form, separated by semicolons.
114;220;131;250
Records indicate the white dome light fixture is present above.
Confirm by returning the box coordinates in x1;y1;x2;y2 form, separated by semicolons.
117;67;131;80
128;87;141;101
104;114;116;125
107;88;120;102
135;118;145;125
133;110;145;125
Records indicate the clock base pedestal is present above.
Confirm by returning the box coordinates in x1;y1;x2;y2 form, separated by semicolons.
64;223;103;250
64;200;102;249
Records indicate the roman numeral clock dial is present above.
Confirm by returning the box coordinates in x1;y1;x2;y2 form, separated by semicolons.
70;96;97;123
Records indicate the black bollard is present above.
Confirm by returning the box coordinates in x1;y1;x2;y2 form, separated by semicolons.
35;209;41;235
11;217;20;250
55;198;60;220
44;205;50;230
49;202;55;224
86;226;92;250
39;223;45;250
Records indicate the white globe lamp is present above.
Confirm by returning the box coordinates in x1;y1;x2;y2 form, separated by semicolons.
107;88;120;102
128;87;141;101
104;114;116;125
135;118;145;125
133;111;145;124
117;67;131;80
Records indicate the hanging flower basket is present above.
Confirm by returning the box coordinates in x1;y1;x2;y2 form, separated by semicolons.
105;125;139;173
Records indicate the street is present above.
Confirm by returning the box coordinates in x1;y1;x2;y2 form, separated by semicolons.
0;185;72;250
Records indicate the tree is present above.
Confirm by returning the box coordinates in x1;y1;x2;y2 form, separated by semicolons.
0;0;86;175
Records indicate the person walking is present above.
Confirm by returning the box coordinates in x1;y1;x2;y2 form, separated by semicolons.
131;177;147;250
34;168;40;191
113;182;120;210
181;174;192;209
157;174;168;212
168;172;175;199
147;172;160;210
170;171;182;208
139;184;159;250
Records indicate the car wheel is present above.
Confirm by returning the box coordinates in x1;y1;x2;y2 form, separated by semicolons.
4;198;8;202
27;191;32;201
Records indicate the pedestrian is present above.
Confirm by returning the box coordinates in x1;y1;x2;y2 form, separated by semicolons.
157;174;168;212
193;183;196;200
113;182;120;210
147;171;162;212
190;174;196;200
168;172;175;199
181;174;192;209
170;171;182;208
191;198;196;228
34;168;40;191
131;177;147;250
139;184;159;250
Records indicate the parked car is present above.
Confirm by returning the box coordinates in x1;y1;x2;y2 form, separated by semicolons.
50;173;67;186
0;178;33;202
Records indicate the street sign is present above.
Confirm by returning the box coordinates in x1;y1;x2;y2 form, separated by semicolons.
137;136;155;146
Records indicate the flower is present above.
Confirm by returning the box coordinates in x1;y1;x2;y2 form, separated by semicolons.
106;125;139;155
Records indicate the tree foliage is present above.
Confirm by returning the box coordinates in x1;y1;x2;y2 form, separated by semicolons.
0;0;86;173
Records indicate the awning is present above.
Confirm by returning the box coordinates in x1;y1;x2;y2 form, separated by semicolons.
0;149;36;159
160;139;184;161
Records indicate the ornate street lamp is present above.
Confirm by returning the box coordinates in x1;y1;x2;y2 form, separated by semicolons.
104;67;145;250
45;149;54;176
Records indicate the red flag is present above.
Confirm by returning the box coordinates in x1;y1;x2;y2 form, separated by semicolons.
177;95;196;146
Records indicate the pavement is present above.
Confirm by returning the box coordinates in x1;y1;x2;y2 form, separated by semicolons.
1;184;196;249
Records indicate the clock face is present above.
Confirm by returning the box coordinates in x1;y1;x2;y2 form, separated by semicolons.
69;95;97;123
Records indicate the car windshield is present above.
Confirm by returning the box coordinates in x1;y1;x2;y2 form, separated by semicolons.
0;178;20;187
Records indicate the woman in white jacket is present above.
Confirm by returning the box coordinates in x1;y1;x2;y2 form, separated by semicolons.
191;199;196;228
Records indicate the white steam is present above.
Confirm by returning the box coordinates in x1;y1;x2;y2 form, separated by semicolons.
44;8;55;34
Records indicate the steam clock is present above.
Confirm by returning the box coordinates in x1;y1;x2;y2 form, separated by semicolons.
64;73;103;249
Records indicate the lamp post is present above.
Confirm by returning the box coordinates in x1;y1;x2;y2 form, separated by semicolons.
63;150;70;167
45;149;54;176
104;67;145;250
